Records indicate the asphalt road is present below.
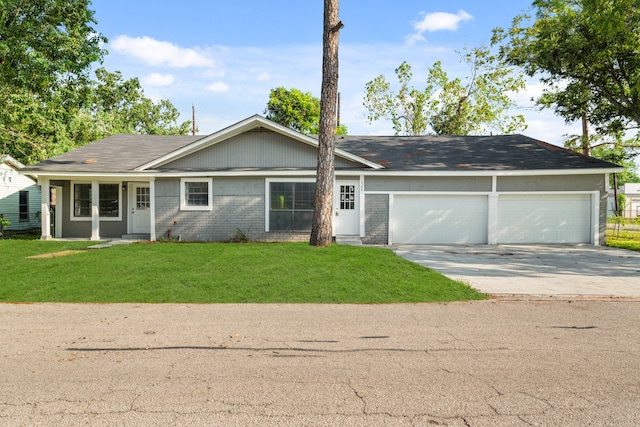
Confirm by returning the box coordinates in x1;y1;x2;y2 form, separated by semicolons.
1;301;639;426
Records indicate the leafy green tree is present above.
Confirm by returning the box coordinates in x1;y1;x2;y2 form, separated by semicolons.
363;46;527;136
0;0;105;98
579;141;640;187
84;68;191;137
264;87;347;135
0;0;106;163
493;0;640;142
0;1;191;165
265;87;321;134
1;68;191;164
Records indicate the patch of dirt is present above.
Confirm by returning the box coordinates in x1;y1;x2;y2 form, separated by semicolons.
27;250;85;259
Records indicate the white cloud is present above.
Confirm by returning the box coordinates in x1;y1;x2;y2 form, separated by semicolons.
256;71;271;82
205;81;230;93
406;10;473;45
143;73;175;87
110;35;215;68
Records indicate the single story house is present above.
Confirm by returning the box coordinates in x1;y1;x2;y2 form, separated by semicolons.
1;155;42;232
21;115;622;245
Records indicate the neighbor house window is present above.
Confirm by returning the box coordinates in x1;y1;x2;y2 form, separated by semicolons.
71;182;121;220
180;178;213;211
19;190;29;221
269;181;315;231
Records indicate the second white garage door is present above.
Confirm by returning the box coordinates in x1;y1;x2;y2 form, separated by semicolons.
391;195;488;244
496;194;592;244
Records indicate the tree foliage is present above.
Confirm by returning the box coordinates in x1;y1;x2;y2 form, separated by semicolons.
265;87;321;134
85;68;191;137
265;87;347;135
0;0;191;165
0;0;105;98
363;46;527;136
493;0;640;139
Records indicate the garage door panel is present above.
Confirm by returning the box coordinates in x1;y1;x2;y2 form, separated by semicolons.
497;194;591;244
392;195;488;244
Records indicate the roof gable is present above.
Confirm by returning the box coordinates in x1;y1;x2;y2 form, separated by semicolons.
137;115;382;171
157;128;362;170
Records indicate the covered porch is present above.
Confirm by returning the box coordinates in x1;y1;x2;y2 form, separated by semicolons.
37;177;155;241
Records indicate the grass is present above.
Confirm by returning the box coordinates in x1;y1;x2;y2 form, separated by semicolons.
607;226;640;252
0;241;486;303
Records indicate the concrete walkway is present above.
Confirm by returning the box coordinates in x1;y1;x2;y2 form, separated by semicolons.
393;244;640;298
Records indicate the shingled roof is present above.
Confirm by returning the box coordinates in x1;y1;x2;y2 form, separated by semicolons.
22;134;203;173
23;130;620;173
335;134;618;171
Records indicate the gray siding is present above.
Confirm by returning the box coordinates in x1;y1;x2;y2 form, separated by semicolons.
496;175;604;192
365;176;492;192
159;129;360;170
58;181;127;239
154;177;310;242
363;194;389;245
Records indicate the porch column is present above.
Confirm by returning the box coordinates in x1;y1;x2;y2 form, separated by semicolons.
38;177;51;240
149;179;156;241
91;180;100;241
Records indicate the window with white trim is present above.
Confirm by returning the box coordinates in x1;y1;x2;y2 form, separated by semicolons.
71;182;121;220
99;184;120;217
180;178;213;210
73;183;91;217
269;181;316;231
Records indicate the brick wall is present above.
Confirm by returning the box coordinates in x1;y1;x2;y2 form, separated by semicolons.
363;194;389;245
154;179;309;242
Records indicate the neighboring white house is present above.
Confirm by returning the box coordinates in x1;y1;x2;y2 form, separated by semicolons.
621;183;640;218
0;155;42;231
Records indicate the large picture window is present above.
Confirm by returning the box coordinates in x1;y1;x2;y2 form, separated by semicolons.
269;182;316;231
180;178;213;210
71;182;121;220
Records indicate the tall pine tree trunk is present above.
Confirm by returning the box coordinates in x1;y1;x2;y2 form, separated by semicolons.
310;0;342;246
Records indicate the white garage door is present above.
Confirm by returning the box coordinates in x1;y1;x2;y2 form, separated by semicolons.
497;194;592;244
391;195;488;244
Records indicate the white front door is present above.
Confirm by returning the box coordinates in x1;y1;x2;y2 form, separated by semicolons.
130;183;151;234
334;181;360;235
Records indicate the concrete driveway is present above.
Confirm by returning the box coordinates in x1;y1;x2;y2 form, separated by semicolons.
393;244;640;298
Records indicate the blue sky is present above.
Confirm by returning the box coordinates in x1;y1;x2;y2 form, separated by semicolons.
89;0;581;144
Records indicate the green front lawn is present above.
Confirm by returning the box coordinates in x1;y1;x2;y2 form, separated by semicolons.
607;238;640;252
1;241;486;303
607;228;640;252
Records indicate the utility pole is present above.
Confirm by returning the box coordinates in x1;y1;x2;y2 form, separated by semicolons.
192;104;197;135
337;92;341;128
